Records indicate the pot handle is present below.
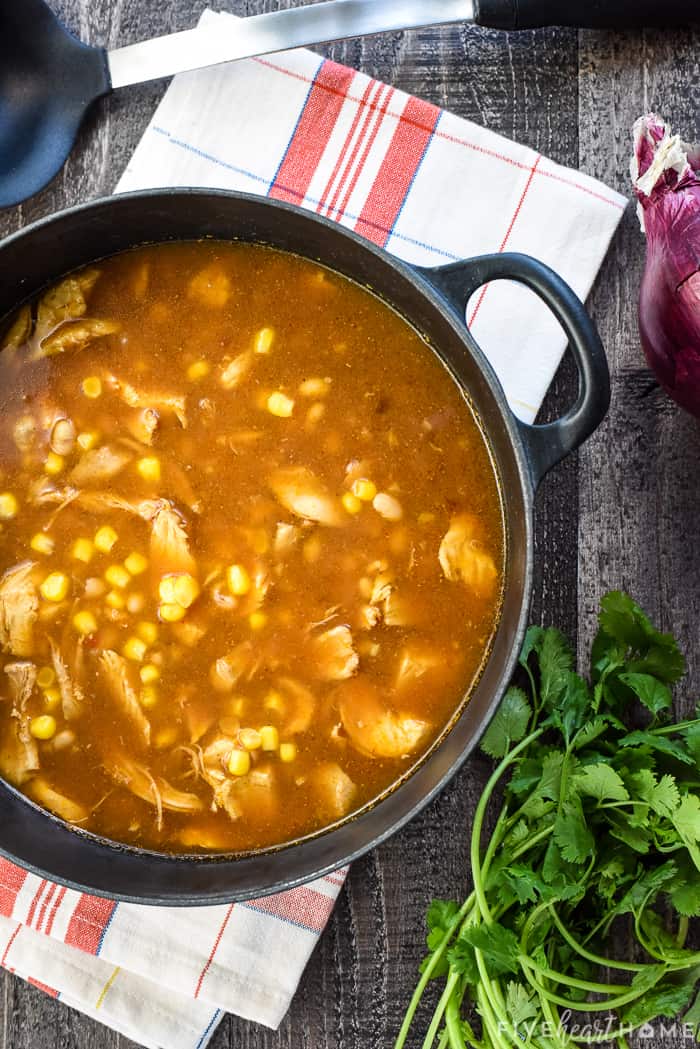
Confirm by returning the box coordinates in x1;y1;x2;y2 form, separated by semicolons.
415;253;610;490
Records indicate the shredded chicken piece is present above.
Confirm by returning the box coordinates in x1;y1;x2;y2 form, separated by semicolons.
50;640;85;721
187;264;231;308
76;492;165;520
29;778;89;823
1;305;31;353
214;766;278;823
356;604;382;631
124;407;160;445
210;641;256;693
0;563;38;657
182;695;216;743
394;643;444;690
98;651;151;748
438;513;498;598
309;625;358;681
0;662;39;784
106;373;187;428
370;571;394;608
337;677;429;759
33;318;119;360
220;349;254;389
312;763;356;820
34;269;100;341
273;521;300;559
383;590;421;628
69;443;132;487
150;504;196;575
269;466;347;527
277;677;316;734
104;750;204;823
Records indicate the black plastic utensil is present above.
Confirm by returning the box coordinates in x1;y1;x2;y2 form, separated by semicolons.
1;0;698;210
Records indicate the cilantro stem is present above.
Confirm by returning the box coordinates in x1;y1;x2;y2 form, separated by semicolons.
437;1030;449;1049
548;906;648;972
445;992;467;1049
649;718;700;735
422;972;461;1049
470;730;545;923
519;958;660;1011
676;915;689;948
519;956;629;995
394;897;475;1049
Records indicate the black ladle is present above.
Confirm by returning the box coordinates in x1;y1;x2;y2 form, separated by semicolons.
1;0;698;209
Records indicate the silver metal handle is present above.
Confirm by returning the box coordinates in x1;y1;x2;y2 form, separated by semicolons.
107;0;475;90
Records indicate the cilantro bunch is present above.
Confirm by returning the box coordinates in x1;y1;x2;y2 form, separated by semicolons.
395;593;700;1049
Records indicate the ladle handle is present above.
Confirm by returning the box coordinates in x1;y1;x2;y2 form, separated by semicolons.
417;253;610;490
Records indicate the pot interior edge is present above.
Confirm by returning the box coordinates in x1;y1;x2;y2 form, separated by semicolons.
0;191;534;902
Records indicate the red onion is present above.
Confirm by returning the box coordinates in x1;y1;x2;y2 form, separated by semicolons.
632;114;700;416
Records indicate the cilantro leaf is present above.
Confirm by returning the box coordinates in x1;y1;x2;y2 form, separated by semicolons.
670;859;700;917
606;811;652;854
597;593;685;683
519;626;544;669
623;981;696;1026
613;863;678;917
553;798;594;863
504;982;537;1029
461;922;520;976
537;628;574;710
618;730;694;766
619;672;672;715
481;687;531;759
575;763;629;802
426;899;460;952
630;770;680;818
446;937;479;983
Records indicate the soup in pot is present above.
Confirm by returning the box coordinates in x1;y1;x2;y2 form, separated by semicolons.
0;242;504;852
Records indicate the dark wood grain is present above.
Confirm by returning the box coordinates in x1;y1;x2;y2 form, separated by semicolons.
1;5;698;1049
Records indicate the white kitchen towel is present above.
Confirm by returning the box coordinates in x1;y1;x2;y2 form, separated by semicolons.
1;10;627;1049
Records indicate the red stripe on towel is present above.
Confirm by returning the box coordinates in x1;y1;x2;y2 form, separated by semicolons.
269;60;356;205
0;860;29;918
64;895;116;956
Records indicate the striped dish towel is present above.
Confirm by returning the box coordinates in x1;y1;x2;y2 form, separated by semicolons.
0;11;626;1048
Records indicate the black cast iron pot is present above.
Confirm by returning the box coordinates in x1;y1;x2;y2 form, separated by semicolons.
0;190;610;904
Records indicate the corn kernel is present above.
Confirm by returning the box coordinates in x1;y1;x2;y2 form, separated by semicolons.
372;491;403;521
342;491;362;515
44;452;64;475
187;359;210;381
36;666;56;690
159;602;186;623
173;573;200;609
124;552;148;576
30;532;54;556
254;327;274;355
298;377;330;398
248;611;267;631
266;391;294;418
226;564;250;596
260;725;279;751
30;715;57;740
73;610;97;635
140;685;158;709
0;493;18;520
239;728;262;751
77;430;99;451
279;742;297;763
136;456;161;483
42;688;62;713
263;691;285;714
136;621;158;645
139;663;160;684
72;537;94;563
158;576;177;603
154;726;178;749
94;525;118;553
123;636;147;662
105;564;131;589
105;589;125;610
352;478;377;502
305;402;326;426
126;592;145;615
228;749;251;776
81;376;102;399
40;571;69;602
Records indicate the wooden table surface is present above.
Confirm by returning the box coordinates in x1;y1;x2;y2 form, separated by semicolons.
1;4;699;1048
